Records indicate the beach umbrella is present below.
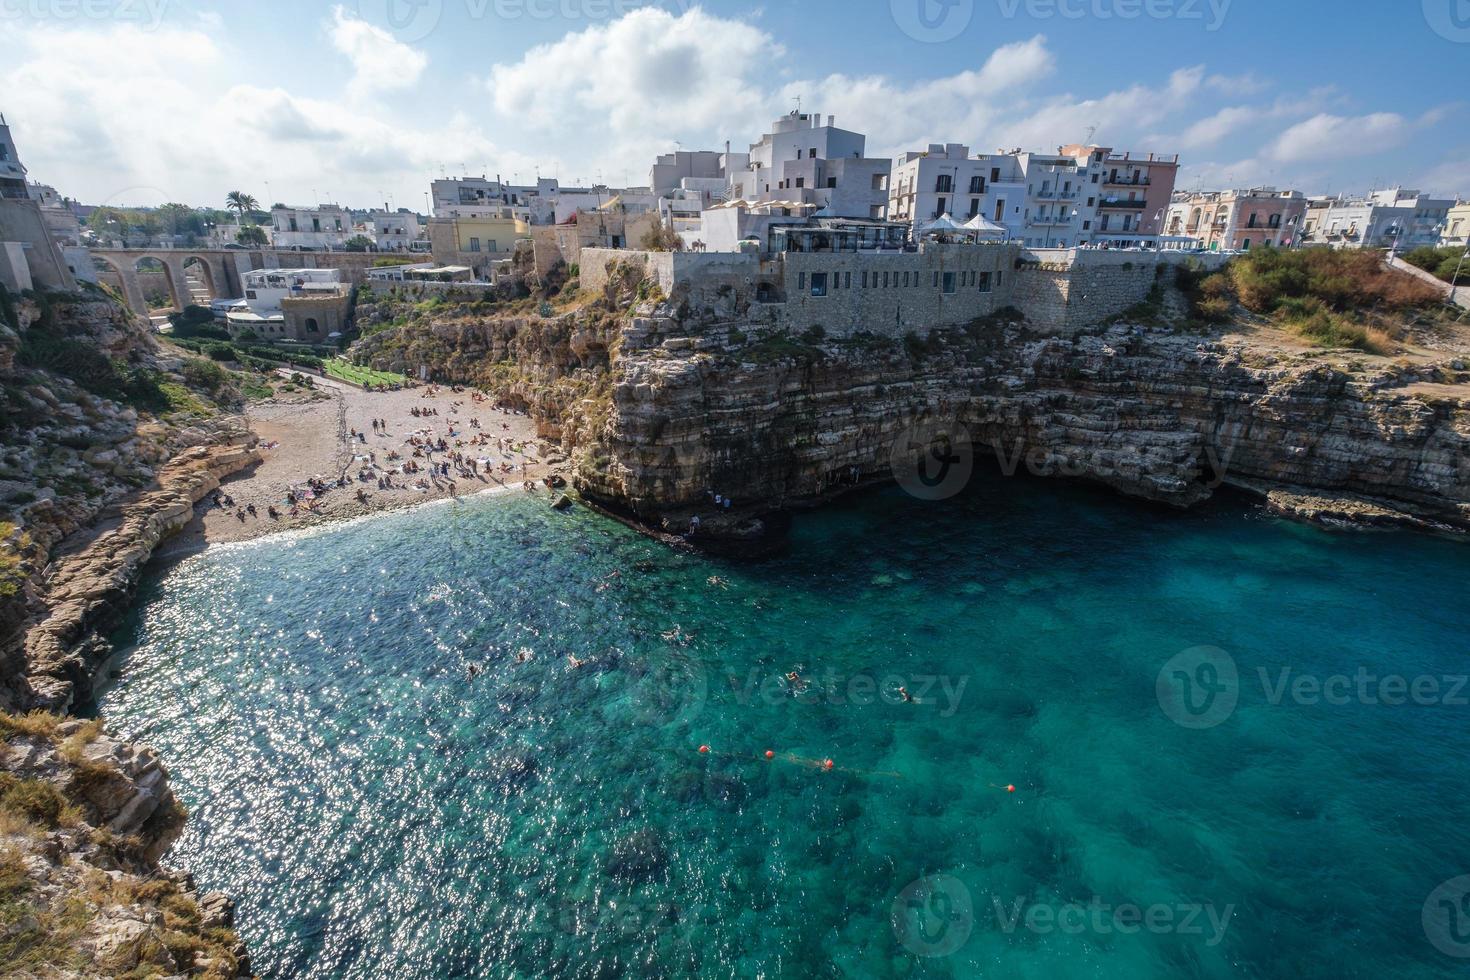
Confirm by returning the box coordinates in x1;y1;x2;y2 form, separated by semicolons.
962;214;1009;237
921;213;965;234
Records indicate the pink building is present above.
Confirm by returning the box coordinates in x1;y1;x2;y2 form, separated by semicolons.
1165;188;1307;251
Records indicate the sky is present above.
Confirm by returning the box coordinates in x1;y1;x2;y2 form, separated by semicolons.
1;0;1466;211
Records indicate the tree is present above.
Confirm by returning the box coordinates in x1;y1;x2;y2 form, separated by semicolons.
225;191;260;224
639;217;683;252
341;235;375;252
236;225;269;246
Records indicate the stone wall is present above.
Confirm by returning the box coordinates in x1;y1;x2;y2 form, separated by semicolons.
580;245;1227;338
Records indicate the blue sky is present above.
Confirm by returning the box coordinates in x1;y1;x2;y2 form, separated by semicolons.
1;0;1465;209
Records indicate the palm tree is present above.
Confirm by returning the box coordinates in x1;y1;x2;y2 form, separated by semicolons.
225;191;260;224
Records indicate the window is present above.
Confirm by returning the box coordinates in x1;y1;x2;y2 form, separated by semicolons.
795;177;805;189
810;272;827;296
969;175;984;194
933;271;940;287
312;218;321;232
1241;239;1251;250
990;167;1000;183
809;147;817;159
468;237;480;252
883;271;889;287
827;177;837;188
936;175;953;193
289;218;298;232
845;272;851;289
1082;221;1091;230
902;272;910;287
942;272;956;294
1268;214;1281;228
995;271;1002;287
978;271;992;292
488;240;498;252
862;271;869;288
1087;197;1095;207
798;272;806;290
1091;174;1099;183
936;197;947;215
968;199;980;217
305;317;320;333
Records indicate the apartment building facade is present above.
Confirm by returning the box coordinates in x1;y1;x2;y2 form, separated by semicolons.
725;112;890;220
1165;188;1307;250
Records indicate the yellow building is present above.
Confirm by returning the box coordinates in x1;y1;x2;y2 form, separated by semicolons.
428;214;529;278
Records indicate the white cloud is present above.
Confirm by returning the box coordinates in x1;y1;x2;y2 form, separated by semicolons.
1269;112;1412;163
328;5;427;93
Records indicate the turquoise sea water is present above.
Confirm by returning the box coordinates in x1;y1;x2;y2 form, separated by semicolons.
100;475;1470;979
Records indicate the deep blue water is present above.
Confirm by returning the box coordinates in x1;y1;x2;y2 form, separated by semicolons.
101;475;1470;978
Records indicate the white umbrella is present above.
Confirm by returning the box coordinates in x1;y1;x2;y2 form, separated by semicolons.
962;214;1009;237
921;213;965;233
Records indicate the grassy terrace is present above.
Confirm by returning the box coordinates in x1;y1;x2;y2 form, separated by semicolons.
323;359;411;388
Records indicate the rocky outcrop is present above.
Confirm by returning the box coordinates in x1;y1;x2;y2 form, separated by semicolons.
0;714;248;977
356;288;1470;546
20;440;260;712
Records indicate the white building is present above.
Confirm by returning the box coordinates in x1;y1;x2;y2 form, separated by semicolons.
725;112;890;220
366;208;423;252
270;204;355;249
1301;187;1454;250
889;144;1026;236
1443;203;1470;248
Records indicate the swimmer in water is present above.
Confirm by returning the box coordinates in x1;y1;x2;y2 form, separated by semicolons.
897;685;914;703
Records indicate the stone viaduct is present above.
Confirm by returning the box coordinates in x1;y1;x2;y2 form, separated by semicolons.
85;248;385;316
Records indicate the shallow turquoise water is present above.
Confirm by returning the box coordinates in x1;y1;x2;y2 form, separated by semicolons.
101;476;1470;978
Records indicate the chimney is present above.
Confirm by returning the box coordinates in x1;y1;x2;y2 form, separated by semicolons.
827;114;835;128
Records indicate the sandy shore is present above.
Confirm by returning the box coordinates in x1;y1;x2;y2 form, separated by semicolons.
160;376;567;557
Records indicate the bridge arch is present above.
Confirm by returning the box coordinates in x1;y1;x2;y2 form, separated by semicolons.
133;256;182;312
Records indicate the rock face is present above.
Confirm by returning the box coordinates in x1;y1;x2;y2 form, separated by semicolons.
357;290;1470;544
20;441;260;712
0;715;248;977
579;317;1470;537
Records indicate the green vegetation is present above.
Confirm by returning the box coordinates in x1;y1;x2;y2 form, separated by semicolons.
234;225;268;247
166;305;228;340
1402;245;1469;286
371;256;419;267
639;217;683;252
342;235;375;252
1180;248;1442;354
16;328;173;411
323;359;410;387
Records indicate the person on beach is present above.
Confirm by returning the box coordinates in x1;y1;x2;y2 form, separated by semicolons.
246;504;257;518
268;506;280;519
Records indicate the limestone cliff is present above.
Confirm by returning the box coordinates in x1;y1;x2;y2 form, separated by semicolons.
0;713;247;978
352;278;1470;545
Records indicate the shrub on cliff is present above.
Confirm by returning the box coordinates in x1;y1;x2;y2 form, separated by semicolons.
1229;248;1441;315
1403;245;1469;285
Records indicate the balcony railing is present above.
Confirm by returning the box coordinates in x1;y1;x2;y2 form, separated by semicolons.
1098;198;1147;209
1104;176;1151;187
1027;217;1072;226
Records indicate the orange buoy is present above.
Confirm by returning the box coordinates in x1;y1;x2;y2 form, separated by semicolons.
764;750;775;759
823;759;834;770
698;744;710;754
1006;784;1016;793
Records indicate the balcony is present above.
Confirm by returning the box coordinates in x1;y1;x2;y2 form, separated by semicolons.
1104;176;1151;187
1028;216;1072;227
1098;198;1147;209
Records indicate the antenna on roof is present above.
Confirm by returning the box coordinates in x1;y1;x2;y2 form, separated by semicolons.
792;94;802;114
1084;125;1097;144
